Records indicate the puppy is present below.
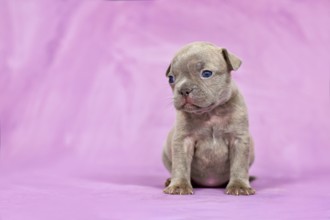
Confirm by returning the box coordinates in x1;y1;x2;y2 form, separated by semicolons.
162;42;255;196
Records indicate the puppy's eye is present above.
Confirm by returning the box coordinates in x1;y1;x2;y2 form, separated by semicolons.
201;70;213;78
168;75;175;84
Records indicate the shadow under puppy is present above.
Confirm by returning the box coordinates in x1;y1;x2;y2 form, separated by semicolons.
162;42;255;196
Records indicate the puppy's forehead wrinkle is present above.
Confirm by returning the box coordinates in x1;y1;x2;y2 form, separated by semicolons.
172;49;223;74
187;61;205;72
172;57;207;74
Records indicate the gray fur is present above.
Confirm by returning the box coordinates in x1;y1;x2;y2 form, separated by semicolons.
163;42;255;196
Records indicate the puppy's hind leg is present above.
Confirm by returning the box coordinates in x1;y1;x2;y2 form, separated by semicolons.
162;129;174;188
162;155;172;187
162;148;172;172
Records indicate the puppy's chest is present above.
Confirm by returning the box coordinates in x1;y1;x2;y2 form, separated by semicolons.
194;115;231;145
192;116;230;164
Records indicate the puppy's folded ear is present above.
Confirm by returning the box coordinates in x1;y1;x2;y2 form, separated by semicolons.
221;48;242;71
165;64;171;76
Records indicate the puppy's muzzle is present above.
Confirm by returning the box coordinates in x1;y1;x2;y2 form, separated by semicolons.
179;87;194;97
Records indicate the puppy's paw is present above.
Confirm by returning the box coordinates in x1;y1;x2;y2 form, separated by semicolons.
163;181;193;195
225;181;255;196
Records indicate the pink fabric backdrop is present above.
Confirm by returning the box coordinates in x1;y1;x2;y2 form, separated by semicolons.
1;0;329;219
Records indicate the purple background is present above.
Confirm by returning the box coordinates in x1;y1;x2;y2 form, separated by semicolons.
0;0;329;219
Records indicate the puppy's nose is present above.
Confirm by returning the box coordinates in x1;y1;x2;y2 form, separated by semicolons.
180;87;193;97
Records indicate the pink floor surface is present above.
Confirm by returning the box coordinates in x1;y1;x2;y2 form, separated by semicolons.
0;1;329;219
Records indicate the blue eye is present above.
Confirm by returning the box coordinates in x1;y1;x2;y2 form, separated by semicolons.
168;75;175;84
201;70;213;78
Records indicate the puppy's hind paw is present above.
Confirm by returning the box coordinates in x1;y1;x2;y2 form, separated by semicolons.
164;178;171;187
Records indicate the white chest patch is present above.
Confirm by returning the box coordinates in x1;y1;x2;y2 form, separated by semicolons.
211;127;217;145
206;115;229;146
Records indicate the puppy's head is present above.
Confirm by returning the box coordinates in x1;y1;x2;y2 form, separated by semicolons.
166;42;242;114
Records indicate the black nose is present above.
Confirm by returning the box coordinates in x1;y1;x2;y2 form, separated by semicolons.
180;87;193;96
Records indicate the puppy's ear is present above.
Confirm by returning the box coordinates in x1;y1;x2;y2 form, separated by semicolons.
221;48;242;71
165;64;171;77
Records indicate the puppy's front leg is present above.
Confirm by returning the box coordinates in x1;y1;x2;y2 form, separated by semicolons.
226;135;256;196
163;137;194;195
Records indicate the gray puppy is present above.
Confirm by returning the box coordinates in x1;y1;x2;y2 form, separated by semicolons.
162;42;255;196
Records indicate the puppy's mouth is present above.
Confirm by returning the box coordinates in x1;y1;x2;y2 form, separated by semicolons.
180;98;214;114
